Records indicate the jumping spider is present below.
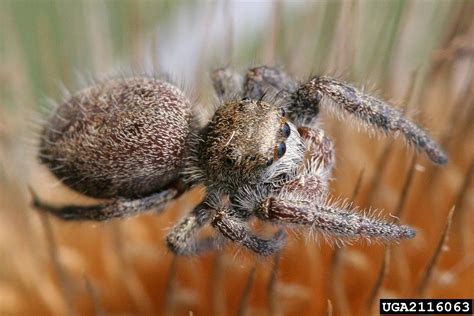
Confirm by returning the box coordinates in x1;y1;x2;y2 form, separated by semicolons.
32;66;447;256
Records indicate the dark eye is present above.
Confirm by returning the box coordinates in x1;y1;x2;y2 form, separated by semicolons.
280;108;286;117
241;97;251;102
282;122;291;138
225;158;235;166
266;158;274;166
314;90;322;104
277;142;286;158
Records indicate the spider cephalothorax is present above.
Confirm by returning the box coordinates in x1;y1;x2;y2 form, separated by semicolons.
193;98;303;189
32;66;447;256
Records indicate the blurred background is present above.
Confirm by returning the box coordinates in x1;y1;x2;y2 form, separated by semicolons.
0;0;473;315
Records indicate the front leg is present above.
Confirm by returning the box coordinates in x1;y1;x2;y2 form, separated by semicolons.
31;188;177;221
255;197;415;241
256;145;413;242
254;122;414;241
293;77;447;164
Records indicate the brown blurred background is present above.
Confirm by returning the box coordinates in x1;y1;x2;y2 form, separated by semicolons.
0;1;473;315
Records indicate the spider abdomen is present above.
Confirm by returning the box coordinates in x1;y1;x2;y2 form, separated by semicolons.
39;77;192;199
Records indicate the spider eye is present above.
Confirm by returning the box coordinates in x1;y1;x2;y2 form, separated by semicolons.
280;108;286;117
225;158;235;166
266;158;274;166
282;122;291;138
277;142;286;158
241;97;251;102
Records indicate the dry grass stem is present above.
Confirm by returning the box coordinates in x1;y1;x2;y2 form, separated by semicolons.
39;213;76;316
267;252;282;316
211;253;226;316
237;263;258;316
366;247;391;313
394;153;417;218
83;275;105;316
416;207;455;296
163;255;178;316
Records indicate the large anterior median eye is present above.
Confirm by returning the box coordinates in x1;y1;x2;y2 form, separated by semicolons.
277;142;286;158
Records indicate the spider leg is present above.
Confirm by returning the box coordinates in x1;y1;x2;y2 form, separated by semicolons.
256;124;412;241
243;66;298;100
254;196;415;241
30;188;177;221
211;67;244;101
167;198;285;256
294;77;447;164
211;207;287;256
243;66;320;125
166;202;225;255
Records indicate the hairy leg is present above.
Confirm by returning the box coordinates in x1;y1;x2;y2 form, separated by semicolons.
255;140;413;242
255;196;415;241
211;67;244;101
243;66;298;100
243;66;320;126
31;188;177;221
166;202;225;255
293;77;447;164
211;207;287;256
